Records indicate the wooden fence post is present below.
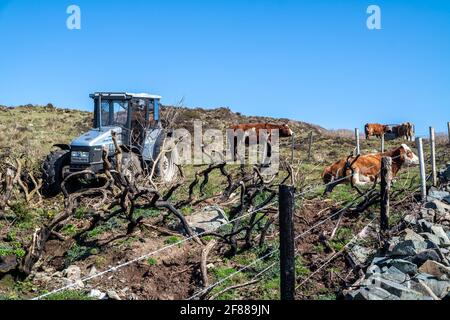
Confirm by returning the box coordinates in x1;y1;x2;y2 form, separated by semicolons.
416;137;427;200
380;157;392;233
307;131;313;162
355;128;360;155
381;134;385;153
279;185;295;300
429;127;437;187
291;133;295;164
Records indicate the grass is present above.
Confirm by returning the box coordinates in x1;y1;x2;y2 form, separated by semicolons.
147;258;157;266
328;227;353;251
164;236;182;245
43;290;93;300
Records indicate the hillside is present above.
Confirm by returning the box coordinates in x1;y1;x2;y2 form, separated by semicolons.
0;104;449;301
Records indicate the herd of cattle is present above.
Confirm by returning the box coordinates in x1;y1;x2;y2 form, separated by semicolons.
365;122;414;141
228;121;419;193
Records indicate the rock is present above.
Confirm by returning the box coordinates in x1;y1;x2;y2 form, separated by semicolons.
404;229;425;242
0;255;17;274
389;240;428;256
430;225;450;246
417;219;433;233
89;289;106;299
420;208;435;222
404;214;419;226
364;275;426;300
425;199;450;215
420;233;442;247
349;244;375;266
353;286;400;300
419;261;450;279
428;188;450;202
409;249;442;266
389;259;418;275
414;273;450;298
185;205;228;233
367;264;381;275
380;266;411;285
88;266;97;277
63;265;81;281
107;290;121;300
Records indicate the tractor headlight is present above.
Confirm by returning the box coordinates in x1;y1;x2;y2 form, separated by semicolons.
71;151;90;163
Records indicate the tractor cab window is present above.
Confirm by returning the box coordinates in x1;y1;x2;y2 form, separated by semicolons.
100;100;129;127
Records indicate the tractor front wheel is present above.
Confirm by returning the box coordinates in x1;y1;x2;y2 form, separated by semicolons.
41;150;70;197
153;134;178;183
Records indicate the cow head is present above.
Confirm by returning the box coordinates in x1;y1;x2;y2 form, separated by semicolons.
400;144;419;166
279;124;293;137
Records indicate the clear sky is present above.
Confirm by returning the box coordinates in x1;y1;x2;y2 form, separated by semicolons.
0;0;449;134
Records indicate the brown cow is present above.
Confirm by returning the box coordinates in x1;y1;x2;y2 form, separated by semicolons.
322;144;419;193
228;123;293;160
364;123;391;140
229;123;293;140
393;122;414;141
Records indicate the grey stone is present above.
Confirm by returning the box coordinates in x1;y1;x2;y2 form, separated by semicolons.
389;259;418;275
185;205;228;233
365;275;425;300
379;267;411;285
89;289;106;299
417;219;433;233
0;255;17;274
420;232;442;247
420;208;435;222
107;290;121;300
404;214;419;226
409;250;442;266
349;244;375;266
354;286;400;300
367;264;381;275
88;266;97;277
430;225;450;246
425;199;450;215
63;265;81;281
389;240;428;256
372;256;392;266
404;229;425;242
428;188;450;202
414;273;450;298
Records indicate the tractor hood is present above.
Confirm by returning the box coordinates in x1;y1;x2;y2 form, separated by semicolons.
70;127;122;148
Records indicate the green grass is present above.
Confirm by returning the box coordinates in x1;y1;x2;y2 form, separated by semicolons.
147;258;157;266
43;290;93;300
164;236;182;245
328;227;353;251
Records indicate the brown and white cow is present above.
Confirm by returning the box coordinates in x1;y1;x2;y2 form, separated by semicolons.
322;144;419;193
364;123;391;140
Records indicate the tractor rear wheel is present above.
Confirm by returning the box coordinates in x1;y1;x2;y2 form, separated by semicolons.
41;150;70;197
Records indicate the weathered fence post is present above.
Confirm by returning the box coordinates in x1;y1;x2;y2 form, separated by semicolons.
380;157;392;233
381;134;385;153
429;127;437;187
355;128;360;155
307;131;313;162
416;137;427;200
291;133;295;164
279;185;295;300
447;122;450;144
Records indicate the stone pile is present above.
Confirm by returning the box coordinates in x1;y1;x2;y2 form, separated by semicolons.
346;166;450;300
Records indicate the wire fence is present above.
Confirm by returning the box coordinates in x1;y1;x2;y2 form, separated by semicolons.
30;126;448;301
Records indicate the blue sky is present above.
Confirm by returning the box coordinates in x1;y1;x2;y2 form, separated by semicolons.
0;0;449;133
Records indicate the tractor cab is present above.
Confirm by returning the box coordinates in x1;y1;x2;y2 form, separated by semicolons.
91;92;161;148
